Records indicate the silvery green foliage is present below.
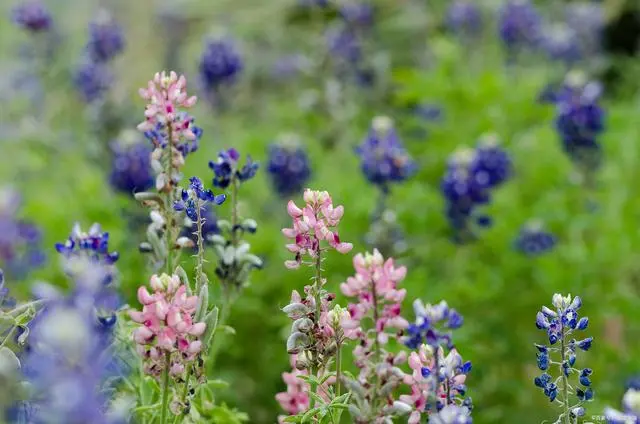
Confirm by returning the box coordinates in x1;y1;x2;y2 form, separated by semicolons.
209;218;262;294
280;373;351;424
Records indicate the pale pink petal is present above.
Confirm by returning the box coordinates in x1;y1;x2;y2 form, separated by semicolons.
189;322;206;336
137;286;155;305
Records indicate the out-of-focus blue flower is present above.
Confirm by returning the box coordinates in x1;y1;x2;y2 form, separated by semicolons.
364;208;407;257
340;3;374;27
0;269;17;309
498;0;542;52
0;188;46;279
109;132;154;195
549;72;605;174
20;259;124;424
514;222;557;256
534;294;594;406
271;54;312;80
266;135;311;197
430;405;473;424
326;25;361;64
298;0;328;7
540;25;582;64
73;60;113;103
441;136;511;241
356;116;416;192
11;1;52;32
55;223;119;267
446;1;482;36
565;3;604;55
405;300;463;349
604;376;640;424
209;148;259;189
199;36;243;92
86;10;125;63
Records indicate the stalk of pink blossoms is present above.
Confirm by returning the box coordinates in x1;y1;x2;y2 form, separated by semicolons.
400;344;472;423
282;189;353;270
340;249;412;423
277;189;352;421
129;273;206;380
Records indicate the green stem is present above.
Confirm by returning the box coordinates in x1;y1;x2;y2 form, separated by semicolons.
335;340;342;397
195;200;205;293
231;177;239;248
310;247;323;406
370;276;382;410
175;365;193;423
561;326;570;424
160;352;172;424
164;141;175;275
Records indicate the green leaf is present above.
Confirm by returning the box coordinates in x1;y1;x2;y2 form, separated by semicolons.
218;324;236;336
308;391;327;407
301;407;321;423
296;374;320;386
205;379;230;390
282;416;300;423
139;376;160;405
203;306;219;349
330;393;351;404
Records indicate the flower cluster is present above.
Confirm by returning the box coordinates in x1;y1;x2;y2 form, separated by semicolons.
441;135;512;242
55;223;119;267
0;187;45;279
604;377;640;424
540;24;582;64
129;274;206;379
275;354;310;421
11;1;52;32
565;3;604;57
339;3;374;27
446;1;482;37
266;135;312;197
356;116;416;193
19;258;123;423
514;222;557;257
199;35;243;95
340;250;411;423
553;72;605;175
73;10;124;104
401;344;472;423
174;177;226;222
86;9;125;63
405;300;463;350
283;189;353;269
209;148;258;189
498;0;542;54
109;131;154;195
138;71;201;190
534;294;593;420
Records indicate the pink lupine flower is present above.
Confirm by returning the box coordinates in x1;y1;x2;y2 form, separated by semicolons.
282;189;353;269
340;249;408;343
137;71;198;143
128;273;206;379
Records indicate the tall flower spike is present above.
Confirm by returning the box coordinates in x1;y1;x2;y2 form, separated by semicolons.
199;35;243;93
11;1;52;32
266;134;312;198
446;1;482;37
514;221;557;257
86;10;125;63
109;131;154;195
498;0;542;54
340;250;411;423
282;189;352;269
534;294;594;422
356;116;416;193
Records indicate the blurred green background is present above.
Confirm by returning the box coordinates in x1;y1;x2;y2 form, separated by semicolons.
1;0;639;423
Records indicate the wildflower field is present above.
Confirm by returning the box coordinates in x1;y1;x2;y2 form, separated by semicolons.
1;0;639;423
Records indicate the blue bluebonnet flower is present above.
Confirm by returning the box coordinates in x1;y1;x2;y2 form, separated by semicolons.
109;132;154;195
498;0;542;53
430;405;473;424
209;148;259;189
11;1;52;32
446;1;482;37
514;221;557;256
0;188;46;279
55;223;119;267
604;376;640;424
405;300;463;349
0;269;16;309
356;116;416;192
540;25;582;64
199;36;243;92
364;209;407;257
441;135;511;241
266;135;312;197
326;25;362;64
534;294;594;417
86;10;125;63
298;0;329;7
173;176;226;221
73;60;113;103
271;54;312;80
553;72;605;172
340;3;374;27
20;260;123;424
142;111;202;158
